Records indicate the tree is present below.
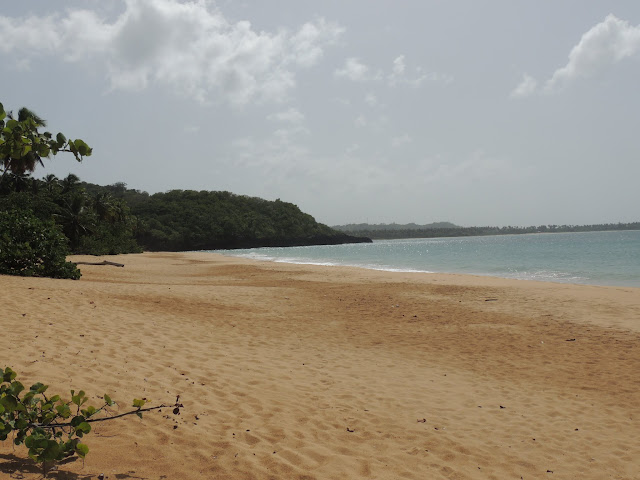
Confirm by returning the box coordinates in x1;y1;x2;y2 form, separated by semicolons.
0;102;92;179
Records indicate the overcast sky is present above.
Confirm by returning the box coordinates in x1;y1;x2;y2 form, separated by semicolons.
2;1;640;227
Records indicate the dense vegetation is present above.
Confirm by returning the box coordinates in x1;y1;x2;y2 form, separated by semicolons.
1;102;97;278
82;182;371;251
0;207;80;279
334;222;640;240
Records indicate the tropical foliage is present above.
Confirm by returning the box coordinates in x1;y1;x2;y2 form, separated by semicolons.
0;103;91;178
82;182;369;251
0;175;142;257
0;367;182;474
0;207;80;279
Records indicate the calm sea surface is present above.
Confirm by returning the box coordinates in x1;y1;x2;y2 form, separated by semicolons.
213;230;640;287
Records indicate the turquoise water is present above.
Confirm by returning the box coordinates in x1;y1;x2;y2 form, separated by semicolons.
213;230;640;287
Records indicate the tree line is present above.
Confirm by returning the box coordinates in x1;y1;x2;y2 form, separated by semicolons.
334;223;640;240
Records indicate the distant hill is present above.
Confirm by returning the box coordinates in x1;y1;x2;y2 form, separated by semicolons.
82;182;371;251
333;222;460;232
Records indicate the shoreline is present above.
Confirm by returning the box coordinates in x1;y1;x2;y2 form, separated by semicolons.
214;249;640;289
2;251;639;479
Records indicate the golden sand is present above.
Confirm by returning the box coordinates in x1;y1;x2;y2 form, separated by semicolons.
1;252;639;479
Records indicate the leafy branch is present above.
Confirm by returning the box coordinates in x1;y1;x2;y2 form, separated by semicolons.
0;102;92;180
0;367;182;474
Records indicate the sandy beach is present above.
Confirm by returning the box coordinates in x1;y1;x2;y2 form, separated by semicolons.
1;251;639;480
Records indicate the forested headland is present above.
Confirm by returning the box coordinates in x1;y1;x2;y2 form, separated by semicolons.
1;175;371;255
333;222;640;240
81;181;371;251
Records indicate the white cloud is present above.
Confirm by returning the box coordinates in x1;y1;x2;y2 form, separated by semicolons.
391;55;406;76
545;14;640;92
334;57;370;81
391;133;412;147
267;107;305;124
388;55;448;87
335;53;451;87
514;14;640;96
0;0;343;105
354;115;367;127
364;92;379;107
510;73;538;98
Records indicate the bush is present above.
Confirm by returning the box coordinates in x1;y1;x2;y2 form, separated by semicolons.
0;208;81;279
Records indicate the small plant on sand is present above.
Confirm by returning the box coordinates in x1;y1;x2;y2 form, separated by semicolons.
0;367;183;475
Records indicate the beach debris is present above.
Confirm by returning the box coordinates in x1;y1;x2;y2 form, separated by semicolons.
417;418;426;423
346;427;355;432
565;338;576;341
74;260;124;267
500;405;506;409
485;298;498;302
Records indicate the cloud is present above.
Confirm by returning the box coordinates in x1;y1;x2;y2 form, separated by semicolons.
391;133;412;147
0;0;343;105
510;73;538;98
335;54;451;87
267;107;305;124
334;57;370;81
513;14;640;96
364;92;379;107
545;14;640;92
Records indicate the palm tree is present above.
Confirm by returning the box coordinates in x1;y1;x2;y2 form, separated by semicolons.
93;192;116;223
60;173;81;194
57;193;94;251
42;174;61;195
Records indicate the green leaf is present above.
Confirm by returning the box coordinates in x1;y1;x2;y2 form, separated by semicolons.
72;390;86;406
82;405;96;416
70;415;86;427
132;398;146;408
103;394;113;406
0;395;18;412
10;381;24;396
30;382;48;394
76;422;91;434
42;440;62;461
55;404;71;418
136;412;143;419
75;442;89;458
2;367;17;383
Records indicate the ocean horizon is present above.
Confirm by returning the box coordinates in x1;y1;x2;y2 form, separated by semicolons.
212;230;640;288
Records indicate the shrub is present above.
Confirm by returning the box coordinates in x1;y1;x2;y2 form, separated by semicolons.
0;208;81;279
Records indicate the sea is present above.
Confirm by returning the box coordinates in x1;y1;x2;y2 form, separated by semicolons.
213;230;640;288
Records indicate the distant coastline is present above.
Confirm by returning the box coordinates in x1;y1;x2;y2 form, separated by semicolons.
333;221;640;240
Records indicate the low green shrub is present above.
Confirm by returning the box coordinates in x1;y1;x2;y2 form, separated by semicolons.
0;367;182;474
0;208;80;279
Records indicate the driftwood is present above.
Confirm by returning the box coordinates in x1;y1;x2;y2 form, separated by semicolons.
74;260;124;268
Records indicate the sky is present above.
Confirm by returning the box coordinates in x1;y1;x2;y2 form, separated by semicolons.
1;1;640;227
